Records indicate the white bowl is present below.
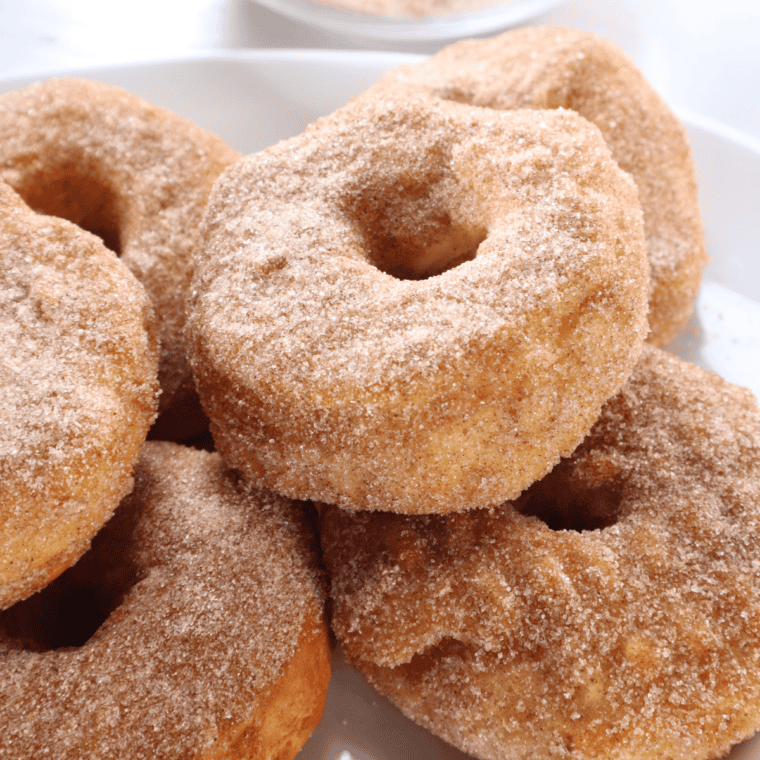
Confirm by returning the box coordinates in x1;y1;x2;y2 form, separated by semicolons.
247;0;566;42
2;50;760;760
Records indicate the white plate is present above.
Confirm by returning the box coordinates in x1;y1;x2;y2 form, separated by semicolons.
2;51;760;760
246;0;565;42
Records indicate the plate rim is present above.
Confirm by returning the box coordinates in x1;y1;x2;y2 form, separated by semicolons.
3;49;760;159
0;49;424;91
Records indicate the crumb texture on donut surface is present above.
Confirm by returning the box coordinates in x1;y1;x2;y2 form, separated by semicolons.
0;78;240;439
375;26;708;346
188;92;649;514
0;442;331;760
321;346;760;759
0;182;158;610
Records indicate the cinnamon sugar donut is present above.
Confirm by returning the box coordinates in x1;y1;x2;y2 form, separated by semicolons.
321;345;760;760
187;92;649;514
0;77;240;440
0;441;331;760
0;182;158;610
374;27;709;346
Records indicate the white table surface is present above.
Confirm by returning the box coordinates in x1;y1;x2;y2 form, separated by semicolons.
1;0;759;143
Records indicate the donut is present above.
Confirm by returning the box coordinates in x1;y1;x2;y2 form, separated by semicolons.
0;441;331;759
186;91;649;514
373;26;709;346
319;345;760;760
0;77;241;440
0;182;158;610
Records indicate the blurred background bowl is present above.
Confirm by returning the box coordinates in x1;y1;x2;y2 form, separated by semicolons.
246;0;566;41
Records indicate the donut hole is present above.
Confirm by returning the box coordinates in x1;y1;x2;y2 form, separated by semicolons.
514;461;623;532
0;501;143;651
344;178;486;280
13;166;122;255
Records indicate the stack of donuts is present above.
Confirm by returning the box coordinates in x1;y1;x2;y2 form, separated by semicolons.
0;81;330;759
2;24;760;760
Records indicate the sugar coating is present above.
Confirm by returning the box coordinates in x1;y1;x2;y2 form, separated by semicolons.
0;183;158;609
0;78;240;439
374;26;709;346
0;442;331;760
321;346;760;760
187;92;649;514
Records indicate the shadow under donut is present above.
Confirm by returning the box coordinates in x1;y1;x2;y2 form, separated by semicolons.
0;499;143;652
